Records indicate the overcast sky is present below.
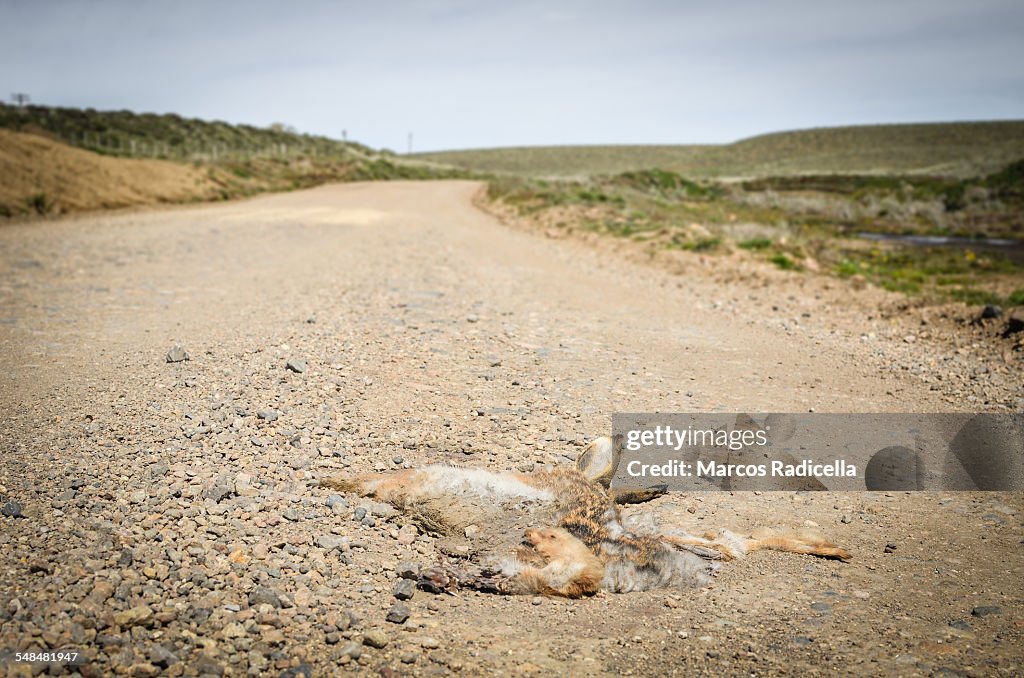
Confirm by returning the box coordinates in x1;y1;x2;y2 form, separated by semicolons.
1;0;1022;151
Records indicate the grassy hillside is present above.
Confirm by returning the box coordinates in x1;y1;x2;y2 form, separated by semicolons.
0;104;469;217
0;102;368;161
415;121;1024;179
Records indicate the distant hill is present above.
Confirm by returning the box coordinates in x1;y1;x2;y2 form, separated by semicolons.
0;102;365;161
0;104;467;218
413;121;1024;179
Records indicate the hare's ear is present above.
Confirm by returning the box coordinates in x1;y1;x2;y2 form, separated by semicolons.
576;436;617;487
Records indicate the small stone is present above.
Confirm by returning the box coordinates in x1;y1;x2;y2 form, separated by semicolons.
420;637;440;649
114;605;154;628
396;562;419;580
392;455;404;465
1005;310;1024;335
286;358;307;373
531;597;543;606
317;534;346;550
1;501;23;518
386;603;411;624
129;663;160;677
191;655;223;676
256;409;279;422
949;620;972;631
393;578;416;601
28;559;51;574
282;509;301;522
279;664;313;678
339;641;362;659
840;514;852;524
165;345;189;363
325;494;347;509
149;645;179;668
363;629;390;648
221;622;246;638
248;587;283;609
971;605;1002;618
980;304;1003;319
353;507;367;521
118;548;134;567
884;543;897;553
204;484;234;503
810;602;832;614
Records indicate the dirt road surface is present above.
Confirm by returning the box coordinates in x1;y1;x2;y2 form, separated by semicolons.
1;181;1021;676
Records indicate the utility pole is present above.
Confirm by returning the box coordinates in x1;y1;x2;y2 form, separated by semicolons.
341;129;347;142
10;93;30;107
407;132;413;154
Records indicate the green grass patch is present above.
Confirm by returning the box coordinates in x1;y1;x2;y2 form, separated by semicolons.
770;253;801;271
738;237;773;250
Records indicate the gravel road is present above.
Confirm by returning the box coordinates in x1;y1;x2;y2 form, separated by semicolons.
1;181;1021;676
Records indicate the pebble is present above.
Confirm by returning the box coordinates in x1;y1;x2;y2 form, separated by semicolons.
249;586;283;609
396;562;420;580
256;408;279;421
317;534;347;550
971;605;1002;618
393;578;416;600
1;500;23;518
165;345;190;363
363;629;390;648
386;602;411;624
286;358;307;373
114;605;154;628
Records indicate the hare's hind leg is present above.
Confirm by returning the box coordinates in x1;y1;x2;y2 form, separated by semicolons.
746;528;851;562
320;468;426;502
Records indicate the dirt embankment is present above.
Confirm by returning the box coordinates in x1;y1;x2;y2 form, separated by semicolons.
0;129;221;217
